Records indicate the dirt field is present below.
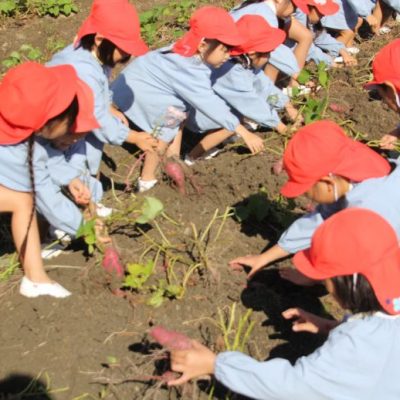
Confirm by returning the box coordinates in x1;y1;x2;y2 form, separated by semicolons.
0;2;399;399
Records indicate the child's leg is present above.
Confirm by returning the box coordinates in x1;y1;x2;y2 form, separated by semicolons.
335;28;356;47
188;129;234;160
141;140;168;181
0;185;50;283
166;127;183;158
373;0;385;30
286;18;313;71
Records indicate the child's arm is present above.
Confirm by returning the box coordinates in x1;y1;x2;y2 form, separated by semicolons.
380;126;400;150
338;48;357;67
287;17;314;70
229;209;326;278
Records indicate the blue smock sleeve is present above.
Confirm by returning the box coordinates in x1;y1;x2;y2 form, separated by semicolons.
313;31;345;57
307;43;334;66
33;143;84;236
382;0;400;12
255;71;289;109
84;70;130;145
277;210;325;253
269;44;300;77
347;0;377;16
171;63;240;132
214;316;400;400
212;64;282;128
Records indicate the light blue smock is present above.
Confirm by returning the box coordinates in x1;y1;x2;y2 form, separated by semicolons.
278;164;400;253
111;47;240;143
382;0;400;12
187;60;289;132
230;2;300;77
292;9;344;65
321;0;362;30
47;45;130;175
215;313;400;400
0;138;102;236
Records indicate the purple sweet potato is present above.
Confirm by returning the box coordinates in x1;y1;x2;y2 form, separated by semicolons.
149;325;192;350
272;158;284;175
102;246;125;278
329;103;348;114
164;161;186;195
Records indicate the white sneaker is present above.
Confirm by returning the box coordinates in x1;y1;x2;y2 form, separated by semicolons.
137;178;158;193
203;147;222;160
184;155;195;166
48;227;71;246
378;26;391;34
96;203;113;218
242;118;259;132
334;56;344;63
19;276;71;298
346;47;360;55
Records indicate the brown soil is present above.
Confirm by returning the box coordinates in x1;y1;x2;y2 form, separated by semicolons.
0;4;399;399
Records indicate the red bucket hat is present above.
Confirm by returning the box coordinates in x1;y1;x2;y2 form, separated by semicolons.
231;15;286;56
280;120;390;198
173;6;244;57
0;62;99;145
364;39;400;104
294;208;400;315
75;0;148;56
293;0;339;16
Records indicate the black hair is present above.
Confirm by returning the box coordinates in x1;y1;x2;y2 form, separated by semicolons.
79;34;130;67
331;274;385;314
232;52;270;70
19;96;79;260
202;38;234;58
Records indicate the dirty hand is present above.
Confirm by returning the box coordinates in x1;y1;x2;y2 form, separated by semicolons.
380;133;399;150
285;104;304;125
133;131;159;152
341;52;357;67
68;178;91;205
168;340;216;386
229;254;265;279
110;105;129;126
282;308;338;335
242;131;265;154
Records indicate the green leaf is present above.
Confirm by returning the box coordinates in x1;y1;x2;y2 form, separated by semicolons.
297;68;311;85
165;284;184;298
147;289;165;307
123;260;155;289
136;196;164;224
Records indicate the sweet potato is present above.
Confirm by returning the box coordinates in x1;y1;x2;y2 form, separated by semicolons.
149;325;192;350
329;103;348;114
164;161;186;195
272;158;284;175
102;246;125;278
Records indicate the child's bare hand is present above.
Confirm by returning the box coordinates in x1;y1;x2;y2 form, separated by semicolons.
380;133;399;150
242;132;264;154
168;340;216;386
229;254;266;279
68;178;91;205
341;51;357;67
282;308;339;335
133;132;159;152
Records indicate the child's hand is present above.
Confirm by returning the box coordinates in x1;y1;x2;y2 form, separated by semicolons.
285;103;304;126
168;340;216;386
229;254;265;279
380;128;400;150
110;105;129;126
282;308;339;335
340;50;357;67
132;131;159;152
68;178;91;205
242;131;265;154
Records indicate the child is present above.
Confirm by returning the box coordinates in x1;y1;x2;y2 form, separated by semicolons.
47;0;157;176
292;2;358;67
364;39;400;150
229;120;400;285
321;0;378;47
185;15;300;163
111;6;264;192
168;208;400;400
0;62;98;297
230;0;314;88
34;136;106;260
